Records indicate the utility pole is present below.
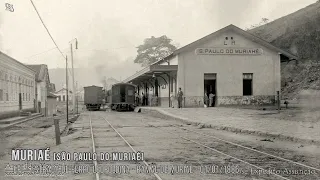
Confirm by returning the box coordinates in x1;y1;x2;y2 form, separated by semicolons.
69;38;78;116
76;81;78;114
70;43;75;115
66;56;69;124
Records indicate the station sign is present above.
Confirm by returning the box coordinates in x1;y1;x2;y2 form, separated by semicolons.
195;48;263;55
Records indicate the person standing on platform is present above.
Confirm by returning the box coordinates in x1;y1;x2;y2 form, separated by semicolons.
141;93;145;106
102;98;106;109
177;87;183;108
135;91;139;105
209;92;215;107
170;93;175;108
204;92;209;108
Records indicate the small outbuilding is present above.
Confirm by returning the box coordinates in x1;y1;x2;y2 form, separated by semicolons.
47;92;58;116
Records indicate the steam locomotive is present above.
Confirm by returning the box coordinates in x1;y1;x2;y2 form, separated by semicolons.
84;83;137;111
106;83;136;111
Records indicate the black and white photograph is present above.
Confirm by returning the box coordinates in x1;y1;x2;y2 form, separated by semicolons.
0;0;320;179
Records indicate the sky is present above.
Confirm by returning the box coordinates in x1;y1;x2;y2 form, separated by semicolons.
0;0;317;70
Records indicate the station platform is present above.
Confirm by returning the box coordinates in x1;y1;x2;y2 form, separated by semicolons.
138;106;320;145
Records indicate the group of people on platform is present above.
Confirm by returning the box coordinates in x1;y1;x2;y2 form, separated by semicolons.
134;87;184;108
134;88;216;108
134;92;148;106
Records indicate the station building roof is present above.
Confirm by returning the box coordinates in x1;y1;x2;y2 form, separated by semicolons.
152;24;297;66
123;64;177;83
124;24;298;84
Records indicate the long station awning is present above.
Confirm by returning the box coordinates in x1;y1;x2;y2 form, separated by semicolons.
123;65;178;84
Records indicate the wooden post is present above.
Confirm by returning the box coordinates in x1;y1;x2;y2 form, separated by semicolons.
66;56;69;124
168;76;171;107
53;115;61;145
277;91;280;113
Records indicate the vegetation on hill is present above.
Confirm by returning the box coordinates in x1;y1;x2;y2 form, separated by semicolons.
249;2;320;99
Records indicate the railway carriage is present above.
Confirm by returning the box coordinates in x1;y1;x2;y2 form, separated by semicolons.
108;83;136;111
84;85;103;111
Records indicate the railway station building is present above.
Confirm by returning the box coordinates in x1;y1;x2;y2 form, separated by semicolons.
123;25;297;108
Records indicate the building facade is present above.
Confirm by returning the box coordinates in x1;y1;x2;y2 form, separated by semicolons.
123;25;297;107
55;88;73;102
0;51;36;117
26;64;50;116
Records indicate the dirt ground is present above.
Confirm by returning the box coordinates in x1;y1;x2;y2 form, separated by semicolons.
221;105;320;123
0;115;72;178
1;110;319;180
150;105;320;146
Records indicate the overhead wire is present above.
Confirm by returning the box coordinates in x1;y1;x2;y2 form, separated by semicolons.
25;46;137;60
29;0;76;92
29;0;66;60
25;47;58;59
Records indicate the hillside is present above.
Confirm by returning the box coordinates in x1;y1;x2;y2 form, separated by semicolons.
249;1;320;99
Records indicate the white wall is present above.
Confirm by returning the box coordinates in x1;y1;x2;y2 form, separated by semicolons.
0;52;36;113
177;29;281;98
55;89;73;101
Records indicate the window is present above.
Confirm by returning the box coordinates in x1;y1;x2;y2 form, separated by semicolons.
243;73;253;96
6;93;8;101
63;95;65;101
128;90;133;96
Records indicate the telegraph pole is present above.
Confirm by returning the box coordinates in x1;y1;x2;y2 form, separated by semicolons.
76;81;78;114
70;43;75;115
69;38;78;115
66;55;69;124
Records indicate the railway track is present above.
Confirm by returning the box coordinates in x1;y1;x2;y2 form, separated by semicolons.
159;126;320;180
0;114;43;131
150;117;319;180
88;112;162;180
88;111;319;179
148;117;320;180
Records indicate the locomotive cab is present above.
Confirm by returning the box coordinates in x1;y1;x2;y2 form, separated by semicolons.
120;85;126;102
109;83;136;111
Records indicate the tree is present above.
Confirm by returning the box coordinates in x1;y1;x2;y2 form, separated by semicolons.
261;18;269;24
245;18;269;30
134;36;177;67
